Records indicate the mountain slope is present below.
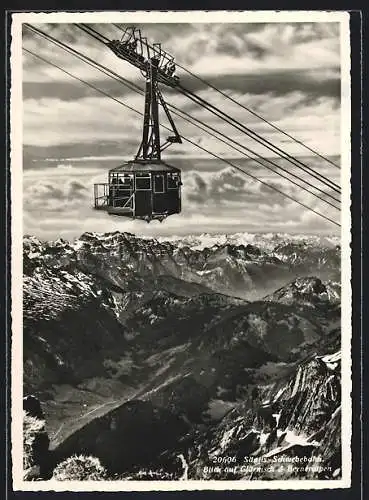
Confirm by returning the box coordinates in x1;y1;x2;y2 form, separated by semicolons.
22;231;342;480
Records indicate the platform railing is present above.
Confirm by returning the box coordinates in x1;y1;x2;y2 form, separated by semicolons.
94;183;135;212
94;183;109;208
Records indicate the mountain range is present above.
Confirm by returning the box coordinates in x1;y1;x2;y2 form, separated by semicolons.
22;231;342;481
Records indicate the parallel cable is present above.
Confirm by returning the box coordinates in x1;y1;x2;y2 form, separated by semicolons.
24;23;340;210
66;25;340;203
167;94;341;209
113;22;341;170
23;47;140;114
101;24;342;193
75;23;111;44
176;84;341;193
110;22;340;182
72;24;341;205
24;24;142;94
177;66;341;171
23;46;340;228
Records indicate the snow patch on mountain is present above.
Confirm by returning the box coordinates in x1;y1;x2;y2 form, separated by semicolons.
155;232;340;252
320;351;341;371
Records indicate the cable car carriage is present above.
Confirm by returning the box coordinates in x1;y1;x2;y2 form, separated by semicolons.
94;42;183;222
94;161;182;222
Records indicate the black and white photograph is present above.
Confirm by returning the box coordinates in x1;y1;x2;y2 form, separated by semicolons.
10;10;352;491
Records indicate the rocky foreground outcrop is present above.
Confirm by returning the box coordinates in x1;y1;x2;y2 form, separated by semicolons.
185;351;342;480
26;348;340;480
23;396;51;480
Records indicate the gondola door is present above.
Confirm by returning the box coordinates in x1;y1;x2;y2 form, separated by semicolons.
134;173;152;216
153;173;166;214
167;172;181;214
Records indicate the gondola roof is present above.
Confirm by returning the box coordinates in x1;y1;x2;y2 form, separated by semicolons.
109;160;181;174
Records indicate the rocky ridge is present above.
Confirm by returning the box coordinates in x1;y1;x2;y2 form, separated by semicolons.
22;231;342;480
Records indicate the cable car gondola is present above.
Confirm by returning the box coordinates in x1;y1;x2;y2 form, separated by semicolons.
94;161;182;222
94;34;182;222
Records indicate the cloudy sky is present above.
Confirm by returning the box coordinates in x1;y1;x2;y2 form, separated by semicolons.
20;19;344;241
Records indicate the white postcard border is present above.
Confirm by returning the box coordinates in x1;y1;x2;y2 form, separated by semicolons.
10;10;352;492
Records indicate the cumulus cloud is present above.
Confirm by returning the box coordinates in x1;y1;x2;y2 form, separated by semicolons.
21;158;340;242
22;22;340;80
24;178;89;212
23;89;340;159
186;167;264;205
